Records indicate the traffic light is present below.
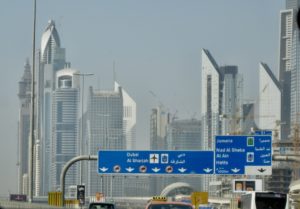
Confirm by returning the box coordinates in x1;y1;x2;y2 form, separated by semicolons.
77;185;85;206
297;8;300;30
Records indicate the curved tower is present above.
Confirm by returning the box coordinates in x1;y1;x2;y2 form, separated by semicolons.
41;20;61;64
38;20;66;195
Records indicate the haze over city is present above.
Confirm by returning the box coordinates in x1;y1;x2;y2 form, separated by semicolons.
0;0;284;195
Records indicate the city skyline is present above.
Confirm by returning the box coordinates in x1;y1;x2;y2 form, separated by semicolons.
1;1;284;195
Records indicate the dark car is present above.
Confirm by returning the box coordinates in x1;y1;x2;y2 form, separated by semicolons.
88;202;115;209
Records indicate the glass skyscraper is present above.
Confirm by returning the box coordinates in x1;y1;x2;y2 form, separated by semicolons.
279;0;300;139
51;68;80;191
201;49;243;193
38;20;67;195
219;66;243;135
86;86;124;197
149;106;170;195
17;59;32;195
166;119;202;190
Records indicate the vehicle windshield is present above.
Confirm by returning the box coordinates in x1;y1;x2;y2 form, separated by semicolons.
255;196;287;209
148;204;193;209
89;203;115;209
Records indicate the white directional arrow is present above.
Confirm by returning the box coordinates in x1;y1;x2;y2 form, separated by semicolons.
126;167;135;172
152;167;161;173
231;168;240;173
99;167;108;172
178;167;187;173
203;168;213;173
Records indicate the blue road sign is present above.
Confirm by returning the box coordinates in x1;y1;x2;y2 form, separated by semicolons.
255;130;272;135
215;135;272;175
98;150;214;175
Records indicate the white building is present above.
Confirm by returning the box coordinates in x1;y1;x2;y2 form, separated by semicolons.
50;68;80;191
257;63;281;138
114;82;136;150
87;85;125;197
201;49;222;192
38;20;67;195
201;49;222;150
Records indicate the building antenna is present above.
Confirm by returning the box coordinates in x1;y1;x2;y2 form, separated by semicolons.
113;60;116;84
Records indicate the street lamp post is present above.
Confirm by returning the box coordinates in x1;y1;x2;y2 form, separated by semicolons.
74;73;94;185
28;0;36;202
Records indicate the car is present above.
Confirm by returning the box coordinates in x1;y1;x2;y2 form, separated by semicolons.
145;196;193;209
88;202;115;209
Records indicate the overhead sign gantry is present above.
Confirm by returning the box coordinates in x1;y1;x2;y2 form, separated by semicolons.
98;150;214;175
215;135;272;175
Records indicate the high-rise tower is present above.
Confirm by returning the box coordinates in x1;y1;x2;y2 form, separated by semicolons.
201;49;243;193
201;49;222;150
114;82;136;150
257;63;281;138
87;86;124;197
50;68;80;191
37;20;66;195
279;0;300;139
219;66;243;135
149;106;170;195
17;59;32;195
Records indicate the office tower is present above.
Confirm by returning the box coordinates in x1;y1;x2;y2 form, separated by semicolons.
166;119;201;150
242;102;257;134
38;20;67;195
219;66;243;135
50;68;80;191
201;49;244;193
201;49;222;192
257;63;281;139
150;106;170;150
87;86;124;197
166;119;202;190
279;0;300;140
149;106;170;195
17;59;32;195
114;82;136;150
201;49;222;150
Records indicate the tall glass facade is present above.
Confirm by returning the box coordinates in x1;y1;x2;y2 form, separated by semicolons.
51;69;79;191
38;20;67;195
17;60;32;195
87;86;124;197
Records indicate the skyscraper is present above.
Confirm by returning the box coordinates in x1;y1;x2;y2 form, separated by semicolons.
257;63;281;138
50;68;80;191
87;86;124;197
149;106;170;195
37;20;67;195
150;106;170;150
166;119;202;190
201;49;222;150
279;0;300;139
201;49;222;192
17;59;32;195
201;49;243;192
114;82;136;150
219;66;243;135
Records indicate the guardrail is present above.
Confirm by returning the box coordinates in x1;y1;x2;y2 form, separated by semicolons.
0;200;64;209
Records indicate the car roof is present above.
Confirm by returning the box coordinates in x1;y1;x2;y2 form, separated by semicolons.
89;202;115;205
147;201;193;206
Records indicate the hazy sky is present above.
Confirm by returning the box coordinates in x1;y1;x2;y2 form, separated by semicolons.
0;0;284;195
